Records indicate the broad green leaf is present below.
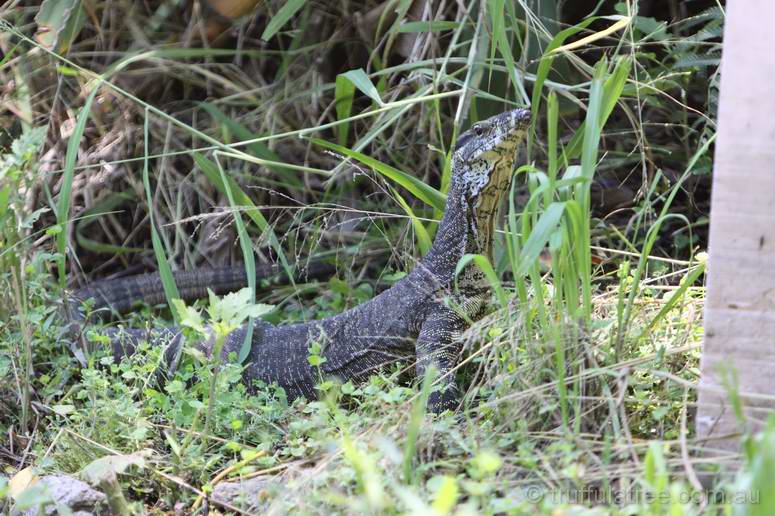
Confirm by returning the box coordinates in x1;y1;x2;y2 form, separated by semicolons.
34;0;86;53
207;287;273;328
81;450;151;485
340;69;383;106
517;202;565;277
172;299;206;334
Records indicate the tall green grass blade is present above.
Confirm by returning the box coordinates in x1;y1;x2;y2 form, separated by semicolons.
193;153;293;279
547;90;559;188
553;326;568;431
214;153;256;362
636;261;705;341
141;108;179;320
563;56;631;162
310;138;446;211
199;102;302;189
261;0;307;41
335;74;356;145
516;202;565;277
56;86;98;289
398;21;460;32
528;17;598;156
391;188;432;256
576;58;608;322
489;0;529;104
75;192;144;254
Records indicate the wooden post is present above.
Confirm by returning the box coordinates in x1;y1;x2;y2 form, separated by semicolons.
697;0;775;450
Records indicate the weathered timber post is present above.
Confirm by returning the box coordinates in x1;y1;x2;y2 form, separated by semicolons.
696;0;775;451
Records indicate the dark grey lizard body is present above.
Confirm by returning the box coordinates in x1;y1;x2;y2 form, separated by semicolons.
67;109;530;412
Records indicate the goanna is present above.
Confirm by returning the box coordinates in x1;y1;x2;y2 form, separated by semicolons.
66;108;531;413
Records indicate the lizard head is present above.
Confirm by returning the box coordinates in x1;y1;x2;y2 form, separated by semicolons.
452;108;531;254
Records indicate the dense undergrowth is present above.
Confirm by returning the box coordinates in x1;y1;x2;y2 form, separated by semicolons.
2;0;764;514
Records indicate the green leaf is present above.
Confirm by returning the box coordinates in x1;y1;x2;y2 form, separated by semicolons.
141;109;180;319
517;202;565;277
564;56;631;162
310;138;446;211
172;299;206;335
431;475;459;515
193;153;292;279
471;450;503;477
34;0;86;53
261;0;307;41
340;69;383;106
81;450;151;485
307;354;325;366
0;185;10;216
57;87;98;289
211;154;259;361
529;17;599;155
51;404;75;416
489;0;528;104
391;187;431;255
334;75;356;145
206;287;274;328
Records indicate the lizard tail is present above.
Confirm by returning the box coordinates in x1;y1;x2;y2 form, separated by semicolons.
65;261;334;323
61;261;334;367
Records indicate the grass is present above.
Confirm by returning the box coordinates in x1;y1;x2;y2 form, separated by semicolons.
0;0;755;514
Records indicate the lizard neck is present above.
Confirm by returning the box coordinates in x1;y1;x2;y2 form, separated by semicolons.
419;153;514;285
419;161;493;283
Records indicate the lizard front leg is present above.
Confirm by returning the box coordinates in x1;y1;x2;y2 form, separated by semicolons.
416;307;466;413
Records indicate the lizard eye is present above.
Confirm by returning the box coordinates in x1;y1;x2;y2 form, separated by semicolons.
472;123;485;136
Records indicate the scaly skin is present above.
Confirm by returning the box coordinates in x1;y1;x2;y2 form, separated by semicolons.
67;108;531;412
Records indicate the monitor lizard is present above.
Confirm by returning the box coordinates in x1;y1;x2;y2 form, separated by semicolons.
65;108;531;412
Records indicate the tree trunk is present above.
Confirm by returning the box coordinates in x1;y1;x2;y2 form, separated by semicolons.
697;0;775;453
